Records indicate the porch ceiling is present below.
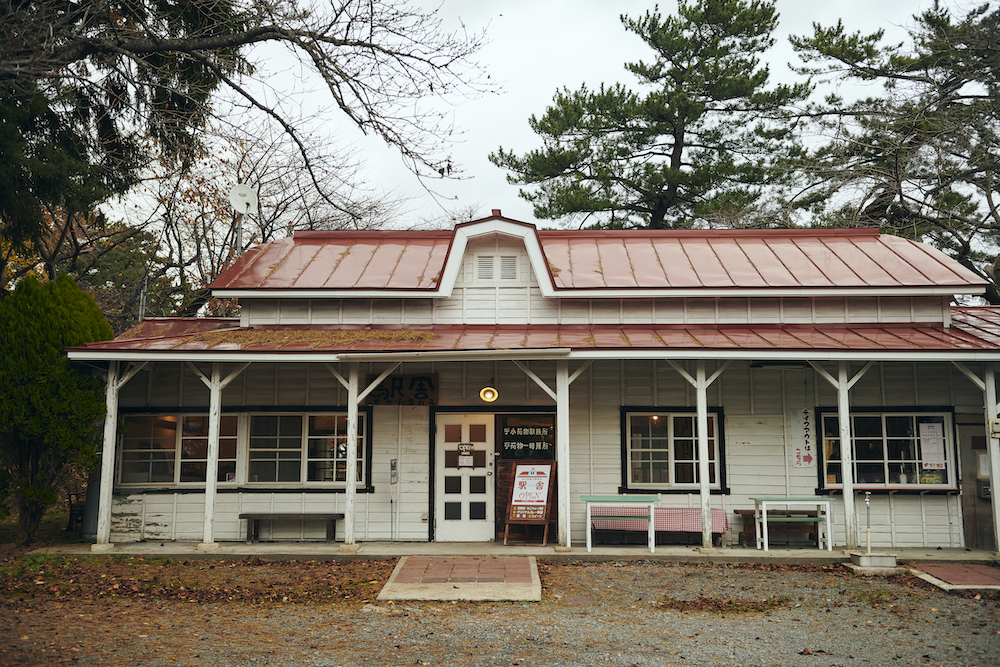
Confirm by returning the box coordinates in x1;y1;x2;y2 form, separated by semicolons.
67;308;1000;362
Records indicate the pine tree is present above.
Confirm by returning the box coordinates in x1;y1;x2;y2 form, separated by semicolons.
491;0;809;229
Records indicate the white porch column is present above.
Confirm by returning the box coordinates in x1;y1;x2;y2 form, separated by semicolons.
188;362;248;551
511;359;590;550
556;360;571;548
344;362;360;546
695;361;712;548
836;362;858;551
666;360;731;549
983;365;1000;554
200;364;223;551
810;360;872;551
324;361;398;552
93;360;147;552
93;361;120;552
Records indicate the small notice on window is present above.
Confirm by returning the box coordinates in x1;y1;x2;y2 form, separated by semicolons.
920;423;946;469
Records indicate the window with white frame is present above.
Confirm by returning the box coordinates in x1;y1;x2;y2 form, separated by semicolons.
120;415;238;485
820;411;955;489
625;411;721;489
248;413;366;485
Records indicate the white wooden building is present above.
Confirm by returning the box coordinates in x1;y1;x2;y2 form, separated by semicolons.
68;212;1000;553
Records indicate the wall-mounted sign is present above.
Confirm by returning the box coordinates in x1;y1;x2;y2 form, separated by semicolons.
366;374;438;406
791;408;816;468
499;414;555;460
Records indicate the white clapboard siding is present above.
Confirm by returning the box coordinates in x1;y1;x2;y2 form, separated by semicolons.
243;290;949;328
107;357;982;548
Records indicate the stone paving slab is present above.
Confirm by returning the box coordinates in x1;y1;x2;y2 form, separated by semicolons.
377;556;541;601
909;562;1000;592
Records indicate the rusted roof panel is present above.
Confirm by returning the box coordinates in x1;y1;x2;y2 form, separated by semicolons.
209;225;985;293
72;307;1000;359
291;242;346;287
115;318;240;341
211;232;452;291
709;239;767;288
624;242;671;287
69;309;1000;356
738;240;799;286
566;239;605;289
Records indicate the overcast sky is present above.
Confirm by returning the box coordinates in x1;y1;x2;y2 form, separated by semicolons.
346;0;940;229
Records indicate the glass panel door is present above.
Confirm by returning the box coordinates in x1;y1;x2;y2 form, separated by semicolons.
435;414;495;541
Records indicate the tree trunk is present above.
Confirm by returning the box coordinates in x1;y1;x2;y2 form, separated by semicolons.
16;497;46;545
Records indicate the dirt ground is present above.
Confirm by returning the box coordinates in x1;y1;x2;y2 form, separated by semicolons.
2;518;999;667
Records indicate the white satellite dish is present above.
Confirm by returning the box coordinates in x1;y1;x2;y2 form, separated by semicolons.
229;184;258;215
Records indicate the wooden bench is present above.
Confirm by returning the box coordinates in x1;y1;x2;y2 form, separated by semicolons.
239;513;345;544
734;509;819;547
66;492;85;533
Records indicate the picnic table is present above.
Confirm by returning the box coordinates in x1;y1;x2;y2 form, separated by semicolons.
751;497;832;551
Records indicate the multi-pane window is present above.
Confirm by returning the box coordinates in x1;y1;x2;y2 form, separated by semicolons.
120;415;237;485
248;414;365;484
626;412;720;489
821;412;954;489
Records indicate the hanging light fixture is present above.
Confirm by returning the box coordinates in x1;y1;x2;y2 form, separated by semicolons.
480;386;499;402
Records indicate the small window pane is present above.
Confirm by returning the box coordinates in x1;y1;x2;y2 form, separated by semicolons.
444;502;462;520
469;502;487;520
853;416;883;438
469;476;487;494
885;416;913;438
444;476;462;494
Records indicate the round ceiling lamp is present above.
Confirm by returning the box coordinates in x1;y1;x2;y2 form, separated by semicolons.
479;386;499;402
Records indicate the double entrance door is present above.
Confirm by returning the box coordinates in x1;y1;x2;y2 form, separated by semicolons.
434;414;495;541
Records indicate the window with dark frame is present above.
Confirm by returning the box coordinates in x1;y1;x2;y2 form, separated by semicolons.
820;411;954;489
624;411;721;490
120;414;237;485
118;411;368;488
249;413;366;485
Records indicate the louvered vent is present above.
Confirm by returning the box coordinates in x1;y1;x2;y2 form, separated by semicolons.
476;255;494;280
500;256;517;280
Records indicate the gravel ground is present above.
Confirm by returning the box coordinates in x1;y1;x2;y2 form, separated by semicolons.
3;561;999;667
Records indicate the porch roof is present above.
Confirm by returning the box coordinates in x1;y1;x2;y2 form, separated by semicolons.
207;215;987;299
68;307;1000;363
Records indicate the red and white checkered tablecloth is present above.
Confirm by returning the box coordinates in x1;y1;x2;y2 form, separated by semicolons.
590;507;728;534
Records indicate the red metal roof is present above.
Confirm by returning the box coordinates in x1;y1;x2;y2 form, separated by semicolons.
115;317;241;340
69;307;1000;356
211;231;452;291
208;221;985;294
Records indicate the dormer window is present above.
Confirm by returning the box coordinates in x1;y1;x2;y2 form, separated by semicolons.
476;255;518;281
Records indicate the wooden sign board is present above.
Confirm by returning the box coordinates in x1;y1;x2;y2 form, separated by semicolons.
504;462;555;545
365;374;438;406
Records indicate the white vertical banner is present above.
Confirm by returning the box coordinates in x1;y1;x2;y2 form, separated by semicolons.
790;408;817;468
